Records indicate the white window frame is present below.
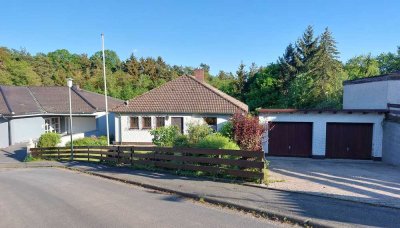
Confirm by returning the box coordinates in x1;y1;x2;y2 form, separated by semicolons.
45;117;61;133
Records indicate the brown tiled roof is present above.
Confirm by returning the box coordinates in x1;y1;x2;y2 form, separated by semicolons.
0;85;123;116
112;75;248;114
343;71;400;85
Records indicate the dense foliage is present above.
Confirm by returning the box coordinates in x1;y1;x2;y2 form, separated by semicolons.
186;124;214;146
150;126;180;147
65;136;108;147
1;25;399;110
219;121;234;140
231;112;265;151
37;133;61;147
196;133;240;150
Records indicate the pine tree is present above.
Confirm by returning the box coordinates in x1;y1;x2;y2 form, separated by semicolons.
295;25;319;72
235;62;247;100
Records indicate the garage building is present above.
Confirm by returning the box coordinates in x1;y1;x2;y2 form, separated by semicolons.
259;109;386;160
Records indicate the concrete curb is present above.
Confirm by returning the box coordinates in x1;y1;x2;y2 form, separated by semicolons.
63;166;339;228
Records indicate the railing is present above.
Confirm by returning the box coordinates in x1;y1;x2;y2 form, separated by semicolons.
30;146;265;182
388;103;400;116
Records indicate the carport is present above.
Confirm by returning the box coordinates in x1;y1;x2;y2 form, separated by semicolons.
259;109;386;160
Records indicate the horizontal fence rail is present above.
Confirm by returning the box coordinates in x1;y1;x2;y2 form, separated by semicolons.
30;146;265;182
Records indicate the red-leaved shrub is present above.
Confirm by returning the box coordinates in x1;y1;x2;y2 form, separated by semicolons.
231;112;265;151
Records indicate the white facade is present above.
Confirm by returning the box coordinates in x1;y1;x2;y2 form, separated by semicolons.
343;80;400;109
259;112;385;158
0;112;112;148
114;113;230;143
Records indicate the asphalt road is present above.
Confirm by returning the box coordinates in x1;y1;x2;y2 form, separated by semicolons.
0;168;287;228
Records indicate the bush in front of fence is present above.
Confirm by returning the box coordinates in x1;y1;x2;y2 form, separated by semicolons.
37;132;61;147
150;126;180;147
196;133;239;150
65;136;108;147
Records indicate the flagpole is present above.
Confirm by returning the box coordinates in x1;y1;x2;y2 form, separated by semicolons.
101;33;110;146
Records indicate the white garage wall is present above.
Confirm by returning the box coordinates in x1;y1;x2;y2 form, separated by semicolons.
388;80;400;105
114;113;230;143
259;113;385;158
343;81;389;109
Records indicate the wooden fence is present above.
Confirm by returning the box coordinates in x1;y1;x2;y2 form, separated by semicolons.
30;146;265;182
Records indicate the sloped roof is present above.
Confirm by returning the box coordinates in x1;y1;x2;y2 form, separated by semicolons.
344;71;400;85
0;85;123;116
112;75;248;114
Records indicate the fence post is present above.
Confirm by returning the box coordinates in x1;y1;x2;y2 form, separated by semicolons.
57;148;60;160
87;146;90;162
117;146;121;164
130;147;134;166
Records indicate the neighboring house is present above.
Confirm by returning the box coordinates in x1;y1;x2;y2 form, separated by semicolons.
112;69;248;144
259;71;400;161
0;85;123;148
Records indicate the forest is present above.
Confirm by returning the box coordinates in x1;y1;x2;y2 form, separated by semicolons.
1;26;399;111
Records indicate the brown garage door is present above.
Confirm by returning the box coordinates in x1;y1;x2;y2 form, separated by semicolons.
326;123;373;159
268;122;312;157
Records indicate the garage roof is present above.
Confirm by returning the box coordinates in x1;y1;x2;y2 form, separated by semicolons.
343;71;400;85
257;108;388;114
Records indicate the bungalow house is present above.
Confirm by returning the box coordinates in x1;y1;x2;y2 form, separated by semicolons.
259;71;400;162
0;85;123;148
112;69;248;144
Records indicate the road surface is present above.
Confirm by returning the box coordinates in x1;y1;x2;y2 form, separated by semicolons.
0;167;287;228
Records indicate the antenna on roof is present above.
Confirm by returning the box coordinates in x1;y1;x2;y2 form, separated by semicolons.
101;33;110;146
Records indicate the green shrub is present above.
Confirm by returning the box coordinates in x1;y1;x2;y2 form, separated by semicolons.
173;134;190;148
37;132;61;147
65;136;108;147
196;133;240;150
150;126;180;147
187;124;213;146
219;121;234;140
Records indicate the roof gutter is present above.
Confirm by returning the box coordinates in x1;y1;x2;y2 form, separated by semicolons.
3;113;98;118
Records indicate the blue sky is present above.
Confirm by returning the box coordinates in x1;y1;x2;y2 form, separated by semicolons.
1;0;399;74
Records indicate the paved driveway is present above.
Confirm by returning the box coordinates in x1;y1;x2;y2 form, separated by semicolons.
0;168;285;228
267;157;400;208
0;144;26;163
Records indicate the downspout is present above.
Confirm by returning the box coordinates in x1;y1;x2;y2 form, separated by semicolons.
7;118;12;146
118;113;122;144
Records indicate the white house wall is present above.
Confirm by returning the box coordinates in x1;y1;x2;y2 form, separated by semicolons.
259;113;384;158
9;116;45;145
115;113;230;143
0;118;9;148
343;81;389;109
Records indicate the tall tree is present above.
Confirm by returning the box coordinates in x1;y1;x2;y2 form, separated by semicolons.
235;62;247;100
345;54;380;79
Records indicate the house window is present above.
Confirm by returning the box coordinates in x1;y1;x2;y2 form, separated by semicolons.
204;117;217;131
142;117;152;129
45;117;61;133
130;117;139;129
156;117;165;128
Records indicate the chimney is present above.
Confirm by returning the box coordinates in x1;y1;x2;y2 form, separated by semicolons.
193;69;205;82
